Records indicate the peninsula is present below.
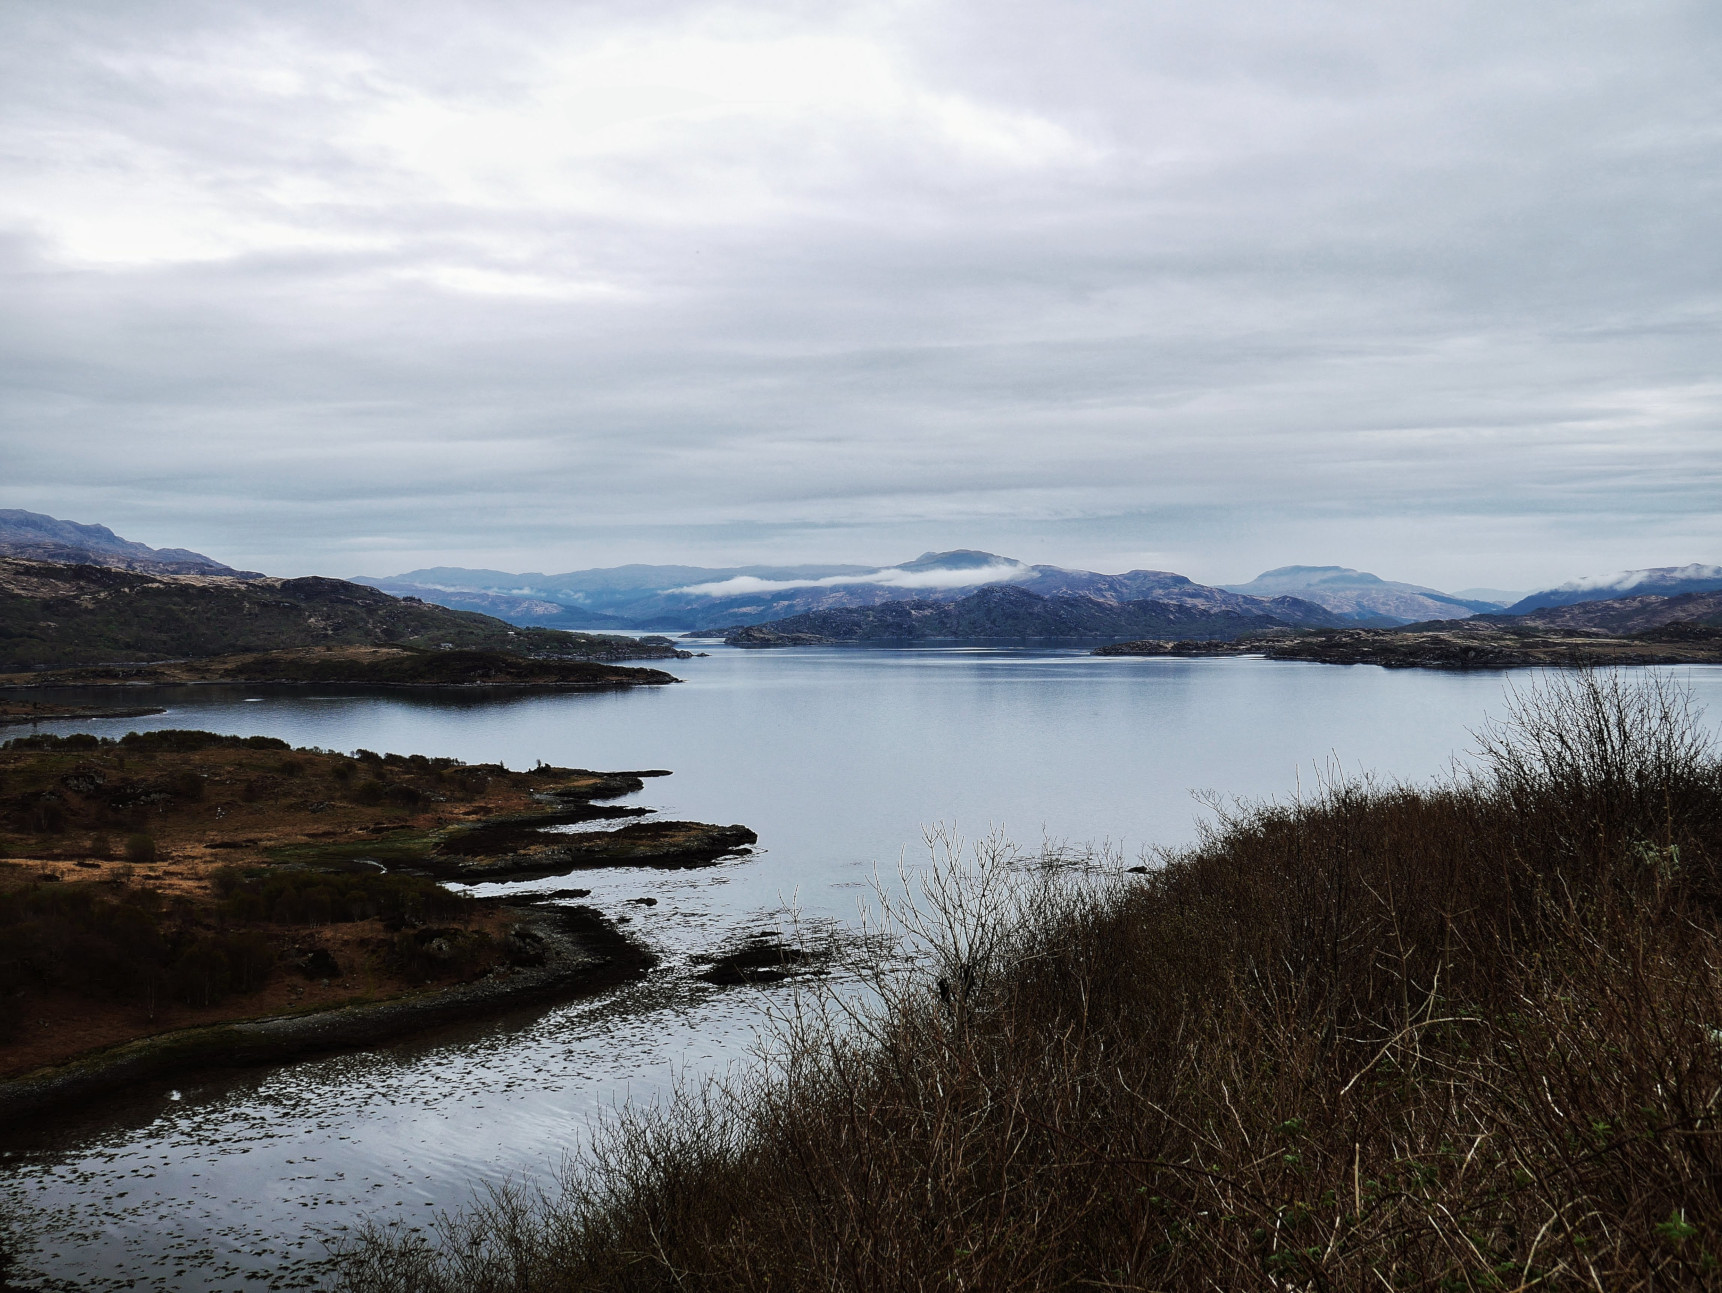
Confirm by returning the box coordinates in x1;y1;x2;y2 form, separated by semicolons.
0;557;689;688
0;729;754;1115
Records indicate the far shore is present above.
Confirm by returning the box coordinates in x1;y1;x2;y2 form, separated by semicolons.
1093;621;1722;669
0;643;682;690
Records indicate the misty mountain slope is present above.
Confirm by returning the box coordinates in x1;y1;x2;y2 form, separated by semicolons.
356;578;636;630
0;509;248;577
370;549;1351;631
1507;590;1722;636
697;584;1304;643
0;559;674;671
1508;564;1722;613
1222;565;1499;623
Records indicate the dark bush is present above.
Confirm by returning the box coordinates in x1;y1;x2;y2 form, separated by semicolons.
166;770;205;801
118;730;288;753
165;931;275;1007
124;833;157;863
0;883;168;1004
350;780;386;805
212;866;468;927
389;926;494;981
21;794;66;834
3;732;101;752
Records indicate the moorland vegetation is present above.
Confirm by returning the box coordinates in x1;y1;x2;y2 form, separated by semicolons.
337;671;1722;1291
0;731;701;1074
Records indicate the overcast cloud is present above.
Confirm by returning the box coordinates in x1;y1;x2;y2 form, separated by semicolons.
1;0;1718;587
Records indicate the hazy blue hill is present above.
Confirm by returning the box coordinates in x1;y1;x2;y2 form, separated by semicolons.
354;578;636;630
698;584;1309;643
1508;564;1722;613
1222;565;1498;624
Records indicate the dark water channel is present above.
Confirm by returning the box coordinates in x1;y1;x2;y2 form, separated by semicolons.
5;647;1721;1289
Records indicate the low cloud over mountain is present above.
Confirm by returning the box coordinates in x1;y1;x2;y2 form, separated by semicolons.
1509;565;1722;614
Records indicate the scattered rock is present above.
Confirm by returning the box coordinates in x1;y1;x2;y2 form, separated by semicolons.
692;934;820;986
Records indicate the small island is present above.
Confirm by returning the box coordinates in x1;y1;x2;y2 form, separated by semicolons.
0;729;754;1117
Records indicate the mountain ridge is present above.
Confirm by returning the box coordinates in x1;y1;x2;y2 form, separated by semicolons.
0;508;252;577
368;549;1358;631
692;584;1345;645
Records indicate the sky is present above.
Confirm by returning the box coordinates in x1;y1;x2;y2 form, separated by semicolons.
1;0;1719;590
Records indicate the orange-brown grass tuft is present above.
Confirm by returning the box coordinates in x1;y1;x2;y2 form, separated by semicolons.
334;671;1722;1291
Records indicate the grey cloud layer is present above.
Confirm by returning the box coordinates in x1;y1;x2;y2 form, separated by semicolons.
1;0;1719;585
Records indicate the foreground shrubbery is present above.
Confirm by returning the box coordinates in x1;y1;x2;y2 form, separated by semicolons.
335;672;1722;1291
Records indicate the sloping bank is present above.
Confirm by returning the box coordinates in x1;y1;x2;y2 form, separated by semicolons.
0;903;651;1123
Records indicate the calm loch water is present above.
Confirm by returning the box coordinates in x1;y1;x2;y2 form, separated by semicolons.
6;647;1721;1290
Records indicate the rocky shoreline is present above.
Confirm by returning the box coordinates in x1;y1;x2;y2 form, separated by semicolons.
0;903;652;1122
0;701;167;726
0;738;761;1119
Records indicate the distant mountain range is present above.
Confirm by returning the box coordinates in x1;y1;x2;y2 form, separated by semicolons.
0;508;255;577
699;584;1336;644
363;550;1364;632
10;507;1720;645
1221;566;1506;624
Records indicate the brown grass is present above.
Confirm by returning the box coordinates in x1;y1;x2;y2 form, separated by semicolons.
333;671;1722;1291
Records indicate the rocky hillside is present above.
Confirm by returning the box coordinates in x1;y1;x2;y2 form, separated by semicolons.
1093;590;1722;671
699;584;1308;644
0;508;249;576
1510;589;1722;634
0;559;686;672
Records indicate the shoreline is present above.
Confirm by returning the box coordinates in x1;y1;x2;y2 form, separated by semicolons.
0;644;685;691
0;902;652;1124
1093;624;1722;670
0;676;675;692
